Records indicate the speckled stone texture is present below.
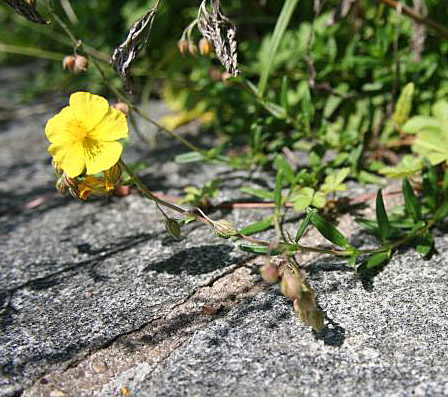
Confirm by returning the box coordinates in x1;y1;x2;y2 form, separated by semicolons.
1;79;448;397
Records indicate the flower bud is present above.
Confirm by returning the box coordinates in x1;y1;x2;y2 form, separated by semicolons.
260;261;280;283
177;39;189;56
280;269;302;299
164;218;181;239
213;220;238;239
188;41;198;57
77;175;111;200
112;102;130;117
73;55;89;74
103;163;122;191
62;55;75;71
199;38;213;56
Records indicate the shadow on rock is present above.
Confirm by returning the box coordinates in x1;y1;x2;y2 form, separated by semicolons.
144;244;235;275
313;317;346;347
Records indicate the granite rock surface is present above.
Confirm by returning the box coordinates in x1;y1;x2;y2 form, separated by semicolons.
0;78;447;397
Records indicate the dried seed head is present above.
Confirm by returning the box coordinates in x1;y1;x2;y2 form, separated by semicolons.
111;7;159;92
177;39;189;56
213;220;238;238
280;269;302;299
164;218;181;239
199;37;213;56
260;259;279;283
197;0;239;76
3;0;48;24
188;41;198;56
62;55;75;71
112;102;130;117
73;55;89;74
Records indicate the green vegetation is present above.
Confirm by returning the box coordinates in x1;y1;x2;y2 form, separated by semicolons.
3;0;448;332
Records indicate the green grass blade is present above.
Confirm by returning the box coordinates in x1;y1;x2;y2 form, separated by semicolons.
258;0;300;97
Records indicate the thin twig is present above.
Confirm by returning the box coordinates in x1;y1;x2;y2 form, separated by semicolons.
377;0;448;42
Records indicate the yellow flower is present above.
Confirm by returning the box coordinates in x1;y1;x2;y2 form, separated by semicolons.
45;92;129;178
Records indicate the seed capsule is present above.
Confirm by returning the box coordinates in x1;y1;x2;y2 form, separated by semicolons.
177;39;189;56
260;261;280;283
188;41;198;56
62;55;75;71
73;55;89;74
112;102;130;117
199;38;213;56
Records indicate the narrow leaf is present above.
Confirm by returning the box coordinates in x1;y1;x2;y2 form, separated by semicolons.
434;201;448;222
376;189;390;242
309;210;350;248
280;76;289;113
239;216;274;236
402;179;422;222
238;243;283;256
258;0;300;96
416;232;434;257
295;209;316;242
274;155;296;185
240;187;274;200
175;151;206;163
274;170;283;209
360;252;390;271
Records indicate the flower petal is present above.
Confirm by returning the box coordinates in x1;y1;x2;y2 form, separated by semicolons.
69;92;109;130
49;143;85;178
89;107;129;141
45;106;75;144
84;141;123;175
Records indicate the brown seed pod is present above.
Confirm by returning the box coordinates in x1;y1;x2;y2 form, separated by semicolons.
260;260;280;284
62;55;75;71
199;37;213;56
73;55;89;74
188;41;198;56
112;102;130;117
177;39;189;56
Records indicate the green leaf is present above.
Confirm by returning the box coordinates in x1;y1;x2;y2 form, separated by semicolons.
238;243;288;256
274;155;296;185
434;201;448;222
274;170;283;209
309;210;350;248
320;168;350;194
175;151;207;163
311;191;326;208
293;187;314;212
348;251;360;267
416;232;434;257
258;0;300;96
295;209;316;242
393;82;414;128
240;187;274;200
402;179;422;222
359;252;390;271
379;155;422;179
239;216;274;236
412;129;448;166
432;100;448;122
402;116;441;134
376;189;390;242
280;76;289;113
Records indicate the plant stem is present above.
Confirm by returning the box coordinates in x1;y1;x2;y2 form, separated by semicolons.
377;0;448;42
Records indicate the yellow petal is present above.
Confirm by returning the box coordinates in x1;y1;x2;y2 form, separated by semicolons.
49;143;85;178
69;92;109;131
89;107;129;141
45;106;75;144
84;141;123;175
